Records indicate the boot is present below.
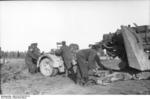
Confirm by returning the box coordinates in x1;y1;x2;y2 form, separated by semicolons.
76;78;85;86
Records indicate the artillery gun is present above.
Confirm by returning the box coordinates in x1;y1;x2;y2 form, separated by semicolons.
100;24;150;71
37;53;64;77
37;43;79;76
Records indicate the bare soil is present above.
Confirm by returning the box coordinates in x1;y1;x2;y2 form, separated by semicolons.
1;59;150;95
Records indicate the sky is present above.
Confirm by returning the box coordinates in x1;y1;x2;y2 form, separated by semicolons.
0;0;150;52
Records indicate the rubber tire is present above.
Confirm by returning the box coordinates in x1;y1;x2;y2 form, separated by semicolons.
39;58;54;77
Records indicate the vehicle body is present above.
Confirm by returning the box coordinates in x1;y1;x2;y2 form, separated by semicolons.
100;24;150;71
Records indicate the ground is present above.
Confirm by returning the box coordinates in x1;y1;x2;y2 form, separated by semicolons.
1;59;150;95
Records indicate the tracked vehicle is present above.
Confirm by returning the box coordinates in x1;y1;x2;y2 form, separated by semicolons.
101;24;150;71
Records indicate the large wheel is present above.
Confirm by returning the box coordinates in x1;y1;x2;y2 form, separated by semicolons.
39;58;54;76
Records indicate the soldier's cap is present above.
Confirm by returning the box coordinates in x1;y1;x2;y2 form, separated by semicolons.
62;41;66;45
92;44;101;50
31;43;38;46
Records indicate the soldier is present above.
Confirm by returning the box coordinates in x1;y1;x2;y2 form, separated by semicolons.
0;47;2;94
25;43;41;74
55;41;73;77
0;47;1;57
76;45;105;86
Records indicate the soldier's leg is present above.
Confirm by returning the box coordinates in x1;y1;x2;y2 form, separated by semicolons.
76;65;84;85
32;63;38;73
65;69;68;77
29;64;35;74
64;59;72;77
76;55;89;84
66;61;73;73
27;62;37;74
0;63;2;94
26;62;32;73
63;62;68;77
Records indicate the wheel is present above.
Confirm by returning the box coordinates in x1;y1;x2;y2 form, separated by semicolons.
39;58;54;76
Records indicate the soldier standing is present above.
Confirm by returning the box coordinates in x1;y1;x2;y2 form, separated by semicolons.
76;45;105;86
0;47;2;94
55;41;73;77
0;47;2;64
25;43;41;74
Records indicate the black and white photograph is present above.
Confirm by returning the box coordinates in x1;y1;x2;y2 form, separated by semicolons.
0;0;150;96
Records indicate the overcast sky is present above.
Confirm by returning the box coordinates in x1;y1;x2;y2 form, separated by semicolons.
0;0;150;52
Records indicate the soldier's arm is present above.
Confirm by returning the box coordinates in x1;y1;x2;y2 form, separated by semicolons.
33;48;41;58
37;48;41;56
28;51;38;60
95;54;106;69
33;53;40;60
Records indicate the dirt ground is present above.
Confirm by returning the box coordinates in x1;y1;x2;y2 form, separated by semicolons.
1;59;150;95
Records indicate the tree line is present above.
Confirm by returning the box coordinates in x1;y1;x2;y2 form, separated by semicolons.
0;48;26;59
3;51;27;58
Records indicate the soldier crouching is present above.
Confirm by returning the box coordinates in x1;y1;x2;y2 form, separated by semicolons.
75;45;105;86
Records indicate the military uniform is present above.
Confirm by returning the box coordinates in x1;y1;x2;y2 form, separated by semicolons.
0;47;2;94
25;43;40;74
76;48;105;85
55;42;73;76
